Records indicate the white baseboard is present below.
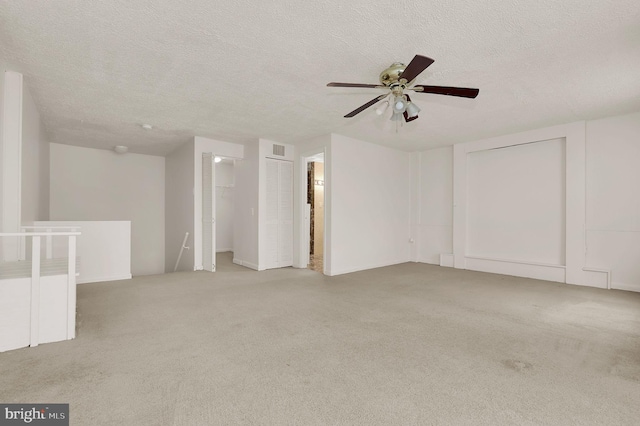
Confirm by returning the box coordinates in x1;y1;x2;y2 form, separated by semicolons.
439;254;454;268
77;274;132;284
464;256;566;283
232;258;259;271
329;259;408;276
445;256;623;291
611;281;640;293
580;267;609;289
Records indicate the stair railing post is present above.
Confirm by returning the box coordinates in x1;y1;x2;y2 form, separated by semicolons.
30;236;41;347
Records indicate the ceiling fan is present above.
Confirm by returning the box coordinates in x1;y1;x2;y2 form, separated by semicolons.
327;55;479;122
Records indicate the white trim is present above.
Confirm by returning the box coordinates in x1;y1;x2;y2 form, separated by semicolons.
297;147;328;274
0;232;81;237
29;236;41;347
564;122;587;284
582;267;610;289
328;259;407;276
452;121;593;287
77;274;132;284
452;144;466;269
464;256;566;283
2;71;23;262
611;282;640;293
192;137;244;272
66;235;76;339
20;226;81;230
232;258;259;271
465;255;565;269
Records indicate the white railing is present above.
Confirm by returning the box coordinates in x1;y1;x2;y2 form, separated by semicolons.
0;230;81;349
19;225;81;261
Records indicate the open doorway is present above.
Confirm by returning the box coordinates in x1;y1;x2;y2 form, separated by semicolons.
202;154;236;272
214;157;235;271
306;153;324;273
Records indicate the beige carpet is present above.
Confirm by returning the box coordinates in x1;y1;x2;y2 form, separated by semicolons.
1;252;639;425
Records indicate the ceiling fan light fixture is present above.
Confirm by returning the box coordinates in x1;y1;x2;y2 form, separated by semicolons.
393;96;407;113
406;102;421;118
390;112;403;121
375;100;389;115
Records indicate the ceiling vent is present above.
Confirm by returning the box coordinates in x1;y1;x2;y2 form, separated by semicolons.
272;144;285;156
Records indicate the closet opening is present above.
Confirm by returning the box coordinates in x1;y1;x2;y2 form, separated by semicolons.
202;154;236;272
214;156;236;270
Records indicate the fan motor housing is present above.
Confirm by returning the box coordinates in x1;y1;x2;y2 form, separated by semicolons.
379;62;407;86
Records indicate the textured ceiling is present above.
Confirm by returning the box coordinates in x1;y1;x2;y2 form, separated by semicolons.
1;0;639;156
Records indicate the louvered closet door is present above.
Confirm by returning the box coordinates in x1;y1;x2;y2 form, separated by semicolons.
265;159;280;268
265;158;293;269
278;160;293;266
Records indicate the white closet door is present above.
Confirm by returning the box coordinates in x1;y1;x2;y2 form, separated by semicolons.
265;158;293;269
202;154;216;272
278;160;293;266
265;159;280;268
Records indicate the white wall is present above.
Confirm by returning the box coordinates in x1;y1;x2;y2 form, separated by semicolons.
416;147;453;265
233;141;259;269
50;143;165;276
215;161;234;252
586;111;640;292
0;66;6;234
21;82;49;224
466;138;566;265
165;141;195;272
1;70;49;262
1;71;23;261
418;111;640;292
330;134;412;275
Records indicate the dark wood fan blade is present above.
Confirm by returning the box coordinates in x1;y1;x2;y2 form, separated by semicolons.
398;55;434;83
403;111;419;122
412;85;479;98
327;82;385;89
344;94;388;118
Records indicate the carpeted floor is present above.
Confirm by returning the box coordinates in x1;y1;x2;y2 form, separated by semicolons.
1;252;639;425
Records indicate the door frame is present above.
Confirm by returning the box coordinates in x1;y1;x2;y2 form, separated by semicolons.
298;148;327;274
202;153;216;272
